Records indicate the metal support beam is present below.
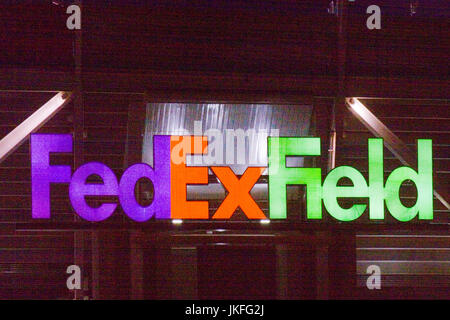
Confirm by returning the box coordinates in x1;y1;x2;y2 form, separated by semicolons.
346;97;450;211
72;0;86;301
126;96;147;299
0;91;73;164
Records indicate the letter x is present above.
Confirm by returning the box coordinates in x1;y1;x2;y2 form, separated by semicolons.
211;167;267;219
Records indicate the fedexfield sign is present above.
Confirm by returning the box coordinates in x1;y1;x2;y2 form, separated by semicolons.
30;134;434;222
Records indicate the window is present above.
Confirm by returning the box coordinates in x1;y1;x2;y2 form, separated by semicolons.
142;103;313;220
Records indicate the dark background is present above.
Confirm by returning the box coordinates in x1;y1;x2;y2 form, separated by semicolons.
0;1;448;299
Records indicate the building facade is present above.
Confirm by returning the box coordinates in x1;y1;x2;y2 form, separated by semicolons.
0;1;448;299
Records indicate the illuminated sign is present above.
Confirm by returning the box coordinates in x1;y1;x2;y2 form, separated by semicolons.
30;134;434;222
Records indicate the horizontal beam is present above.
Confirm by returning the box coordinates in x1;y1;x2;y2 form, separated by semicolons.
0;69;74;92
0;68;448;99
11;221;450;233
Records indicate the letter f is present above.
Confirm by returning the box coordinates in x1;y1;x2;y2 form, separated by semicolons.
31;134;72;218
268;137;322;219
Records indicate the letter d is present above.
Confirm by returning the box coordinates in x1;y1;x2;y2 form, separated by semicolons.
385;139;433;221
31;134;72;219
119;135;171;221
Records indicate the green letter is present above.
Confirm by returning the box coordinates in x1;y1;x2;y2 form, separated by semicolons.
323;166;368;221
268;137;322;219
385;139;433;221
368;138;384;220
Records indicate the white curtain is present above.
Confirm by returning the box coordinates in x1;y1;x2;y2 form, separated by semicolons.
142;103;312;174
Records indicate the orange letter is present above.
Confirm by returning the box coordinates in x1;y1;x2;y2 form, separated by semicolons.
211;167;266;219
171;136;209;219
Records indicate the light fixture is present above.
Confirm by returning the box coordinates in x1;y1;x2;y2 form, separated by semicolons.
260;219;270;225
172;219;183;225
346;97;367;116
327;1;338;16
345;97;450;211
51;1;65;7
213;243;230;246
0;91;72;164
410;0;419;16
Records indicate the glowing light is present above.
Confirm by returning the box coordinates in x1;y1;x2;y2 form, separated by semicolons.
347;97;370;118
0;92;71;164
268;137;322;219
29;133;435;222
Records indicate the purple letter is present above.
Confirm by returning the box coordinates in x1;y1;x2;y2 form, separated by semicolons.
69;162;118;221
31;134;72;219
119;135;171;221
